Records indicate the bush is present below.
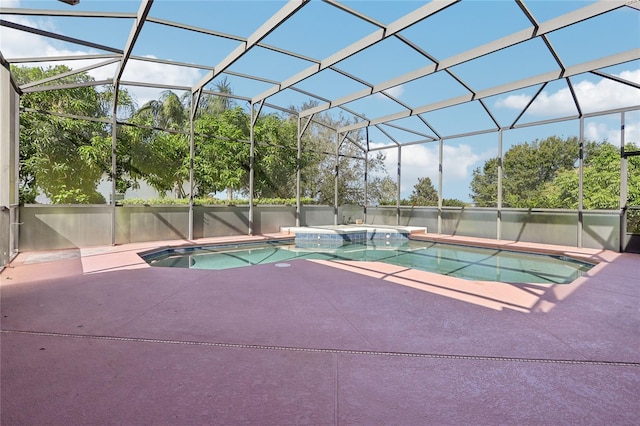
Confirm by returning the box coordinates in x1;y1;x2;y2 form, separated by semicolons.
118;197;316;206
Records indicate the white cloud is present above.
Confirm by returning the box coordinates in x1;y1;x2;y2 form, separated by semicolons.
585;121;609;143
370;141;491;200
374;84;405;100
494;70;640;116
586;120;640;146
93;57;203;106
1;0;21;6
384;85;404;98
494;93;530;110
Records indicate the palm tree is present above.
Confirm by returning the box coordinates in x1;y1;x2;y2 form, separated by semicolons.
125;90;191;197
200;77;235;116
137;90;188;131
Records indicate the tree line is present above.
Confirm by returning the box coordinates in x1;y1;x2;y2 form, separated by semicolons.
14;65;638;229
15;65;395;205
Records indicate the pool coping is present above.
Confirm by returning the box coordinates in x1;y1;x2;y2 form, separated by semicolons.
137;226;602;268
135;231;597;285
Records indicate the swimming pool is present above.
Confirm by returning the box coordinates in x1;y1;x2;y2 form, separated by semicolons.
143;240;593;284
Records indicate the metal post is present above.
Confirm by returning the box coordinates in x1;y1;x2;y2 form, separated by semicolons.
396;145;401;226
296;116;302;227
497;130;503;240
620;112;627;252
438;138;443;234
188;91;196;240
249;104;256;235
297;114;312;227
110;84;119;246
334;131;339;226
364;127;370;224
578;117;584;248
363;150;368;224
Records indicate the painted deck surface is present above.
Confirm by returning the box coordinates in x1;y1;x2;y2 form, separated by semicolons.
1;234;639;425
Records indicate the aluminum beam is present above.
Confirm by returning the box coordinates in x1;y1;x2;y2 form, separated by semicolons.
193;0;309;93
0;7;134;18
5;53;120;64
338;49;640;134
114;0;153;83
252;0;459;104
21;79;113;93
19;58;120;89
300;0;631;119
0;19;122;54
591;70;640;90
147;16;244;42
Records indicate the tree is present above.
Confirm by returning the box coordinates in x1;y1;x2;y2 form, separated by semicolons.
199;77;235;116
368;175;398;205
538;142;640;208
290;101;390;205
469;157;499;207
470;136;579;207
121;91;190;197
194;106;251;197
408;177;438;206
253;113;300;198
14;65;113;204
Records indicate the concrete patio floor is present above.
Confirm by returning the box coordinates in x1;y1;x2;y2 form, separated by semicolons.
1;234;639;425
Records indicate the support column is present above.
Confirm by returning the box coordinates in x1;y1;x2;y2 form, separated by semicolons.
188;90;199;240
296;116;302;227
334;131;339;226
0;64;20;266
578;117;584;248
396;145;401;226
110;84;119;246
497;130;503;240
296;114;312;227
620;112;628;252
437;138;443;234
363;151;368;224
248;101;264;235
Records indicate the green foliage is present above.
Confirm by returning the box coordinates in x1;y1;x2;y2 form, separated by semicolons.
291;101;389;205
537;142;640;210
442;198;468;207
16;71;388;207
408;177;438;206
469;136;640;232
14;65;114;204
368;175;398;205
253;114;300;198
377;177;466;207
195;106;251;196
470;157;499;207
471;136;579;208
119;197;315;206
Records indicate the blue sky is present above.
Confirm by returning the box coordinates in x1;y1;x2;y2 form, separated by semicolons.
1;0;639;201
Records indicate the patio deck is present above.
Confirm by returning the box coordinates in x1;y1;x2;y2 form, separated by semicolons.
1;234;639;425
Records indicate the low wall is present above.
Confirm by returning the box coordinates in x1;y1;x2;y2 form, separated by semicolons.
20;205;112;251
19;204;345;250
18;204;622;252
367;206;620;251
0;208;10;266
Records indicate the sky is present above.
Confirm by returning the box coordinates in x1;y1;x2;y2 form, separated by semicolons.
1;0;639;202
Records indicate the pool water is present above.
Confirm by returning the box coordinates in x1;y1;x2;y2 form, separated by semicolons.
144;240;593;284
